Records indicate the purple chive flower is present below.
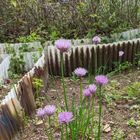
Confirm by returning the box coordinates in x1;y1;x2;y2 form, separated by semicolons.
55;39;71;53
83;88;91;97
74;67;87;77
89;84;97;94
58;112;73;124
36;108;46;118
119;51;124;57
44;105;56;116
95;75;108;86
93;36;101;44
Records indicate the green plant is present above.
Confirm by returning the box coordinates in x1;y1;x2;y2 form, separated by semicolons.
5;43;15;54
60;53;68;111
19;42;42;53
125;82;140;99
36;96;45;108
114;61;132;73
104;81;123;105
101;36;115;44
127;118;137;127
8;51;25;75
112;128;125;140
37;47;43;54
33;78;43;98
49;27;59;41
0;0;140;42
0;80;3;89
8;71;20;79
70;72;78;82
32;53;39;63
17;32;40;43
136;126;140;137
23;115;30;126
19;44;31;52
135;53;140;67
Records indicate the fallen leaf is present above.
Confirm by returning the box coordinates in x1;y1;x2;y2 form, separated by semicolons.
35;120;43;126
103;124;111;133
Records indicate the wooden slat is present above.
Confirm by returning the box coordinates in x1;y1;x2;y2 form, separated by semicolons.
96;45;103;73
0;116;11;140
80;47;84;67
102;45;107;73
132;41;135;63
89;46;96;75
84;47;90;70
50;49;55;75
55;49;60;75
126;41;131;62
70;49;74;74
125;42;128;62
64;53;69;76
107;44;113;72
19;75;36;115
112;43;118;70
75;47;80;68
11;98;23;128
120;42;125;62
1;104;17;139
46;39;140;76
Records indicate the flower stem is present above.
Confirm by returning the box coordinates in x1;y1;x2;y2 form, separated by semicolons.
82;99;91;139
48;117;53;140
61;125;64;140
80;78;82;105
79;78;83;132
97;85;102;140
91;96;95;137
60;53;68;111
118;57;122;73
66;125;69;140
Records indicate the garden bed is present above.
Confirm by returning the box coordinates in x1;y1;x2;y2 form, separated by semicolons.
0;43;43;102
0;35;140;140
0;74;23;103
19;69;140;140
45;28;140;46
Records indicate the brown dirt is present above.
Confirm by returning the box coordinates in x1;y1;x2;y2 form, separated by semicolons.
20;70;140;140
0;76;22;103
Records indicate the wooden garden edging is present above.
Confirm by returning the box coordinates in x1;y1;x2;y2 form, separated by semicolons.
0;34;140;139
47;38;140;76
0;52;42;83
0;42;42;54
0;55;10;82
0;51;48;140
0;42;43;83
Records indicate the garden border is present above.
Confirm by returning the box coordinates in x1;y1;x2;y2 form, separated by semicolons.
0;35;140;139
47;38;140;76
0;50;48;140
0;42;43;83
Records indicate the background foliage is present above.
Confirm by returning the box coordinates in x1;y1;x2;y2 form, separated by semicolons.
0;0;140;42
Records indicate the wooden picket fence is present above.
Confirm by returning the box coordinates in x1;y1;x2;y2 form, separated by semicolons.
0;51;48;140
47;39;140;76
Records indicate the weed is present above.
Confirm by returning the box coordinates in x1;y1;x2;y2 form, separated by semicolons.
17;32;40;43
33;78;43;98
127;118;137;127
8;52;25;75
125;82;140;99
112;128;125;140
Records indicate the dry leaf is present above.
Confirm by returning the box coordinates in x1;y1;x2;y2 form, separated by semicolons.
103;124;111;133
35;120;43;126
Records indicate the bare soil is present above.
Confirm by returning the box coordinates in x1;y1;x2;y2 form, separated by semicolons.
0;76;22;103
20;70;140;140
